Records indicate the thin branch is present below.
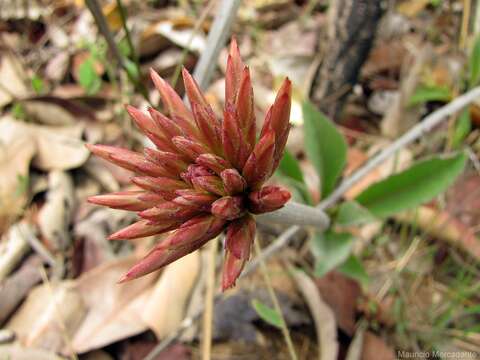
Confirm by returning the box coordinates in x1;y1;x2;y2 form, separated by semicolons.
115;0;139;68
201;236;218;360
192;0;242;90
85;0;150;102
256;201;330;231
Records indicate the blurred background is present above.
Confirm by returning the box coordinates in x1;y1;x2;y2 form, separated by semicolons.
0;0;480;359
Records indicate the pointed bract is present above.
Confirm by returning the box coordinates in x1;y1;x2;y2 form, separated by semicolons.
225;38;245;103
120;215;226;282
150;68;193;123
88;191;164;211
260;78;292;173
108;219;178;240
242;128;276;190
248;185;291;214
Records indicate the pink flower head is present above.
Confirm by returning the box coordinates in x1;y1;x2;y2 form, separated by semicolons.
87;39;292;290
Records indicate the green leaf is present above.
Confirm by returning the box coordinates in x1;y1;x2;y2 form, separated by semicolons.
78;57;101;95
312;231;354;277
11;102;26;120
336;201;377;226
302;101;347;197
278;149;304;183
469;35;480;87
356;153;467;218
451;109;471;149
408;85;451;106
31;75;44;94
338;255;369;286
251;299;284;328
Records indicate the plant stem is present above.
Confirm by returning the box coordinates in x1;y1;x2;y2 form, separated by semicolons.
256;201;330;231
85;0;150;102
115;0;139;68
254;240;298;360
202;236;218;360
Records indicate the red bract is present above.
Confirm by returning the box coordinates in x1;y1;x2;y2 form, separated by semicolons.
87;39;292;290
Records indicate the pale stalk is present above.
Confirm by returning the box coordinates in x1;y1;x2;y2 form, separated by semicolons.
201;236;218;360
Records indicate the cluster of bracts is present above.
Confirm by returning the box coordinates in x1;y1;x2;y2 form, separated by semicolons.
87;39;292;290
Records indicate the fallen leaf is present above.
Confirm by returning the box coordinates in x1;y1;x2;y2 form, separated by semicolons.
141;251;200;338
293;269;338;360
139;21;206;58
395;206;480;261
361;332;395;360
71;257;159;354
7;281;87;353
0;255;43;326
0;53;29;107
397;0;430;18
315;271;361;335
102;1;122;31
0;223;33;281
38;171;76;251
22;97;95;126
0;344;64;360
0;118;36;220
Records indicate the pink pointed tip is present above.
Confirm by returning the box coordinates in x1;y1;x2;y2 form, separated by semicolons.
149;67;161;80
107;232;123;241
117;273;132;284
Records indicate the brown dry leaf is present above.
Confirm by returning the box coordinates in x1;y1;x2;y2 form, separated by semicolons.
71;257;159;354
22;100;77;126
397;0;430;17
395;206;480;262
0;118;36;219
361;332;395;360
0;117;89;176
293;269;338;360
38;171;76;251
0;255;43;326
139;21;206;58
141;251;200;338
0;53;29;107
315;271;361;336
0;344;64;360
102;1;122;31
7;281;87;353
362;40;407;78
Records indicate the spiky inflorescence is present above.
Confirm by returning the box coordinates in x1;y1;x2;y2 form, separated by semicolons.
87;39;292;290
